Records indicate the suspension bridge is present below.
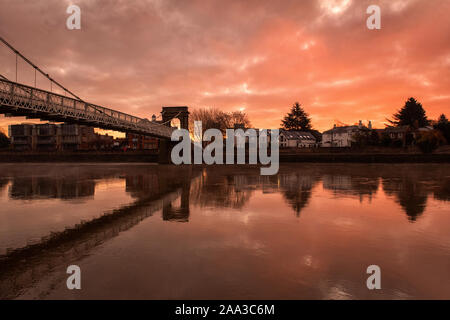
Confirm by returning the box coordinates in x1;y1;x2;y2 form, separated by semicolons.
0;36;187;140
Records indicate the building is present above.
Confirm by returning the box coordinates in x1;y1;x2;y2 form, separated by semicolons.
227;124;275;145
58;124;96;151
125;133;159;150
8;124;33;151
8;123;113;151
376;125;434;147
93;133;115;150
381;125;409;141
279;130;317;148
321;121;371;147
32;124;58;151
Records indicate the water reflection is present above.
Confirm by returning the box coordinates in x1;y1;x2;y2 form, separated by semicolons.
279;173;318;216
0;165;197;299
9;177;96;200
0;163;449;299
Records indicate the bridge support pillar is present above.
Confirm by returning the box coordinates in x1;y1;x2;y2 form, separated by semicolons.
158;139;172;164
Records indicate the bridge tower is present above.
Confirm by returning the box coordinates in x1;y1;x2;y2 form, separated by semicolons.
161;106;189;130
158;106;189;164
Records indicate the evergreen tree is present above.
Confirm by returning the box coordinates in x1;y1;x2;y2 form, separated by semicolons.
434;114;450;144
389;97;429;128
281;102;312;131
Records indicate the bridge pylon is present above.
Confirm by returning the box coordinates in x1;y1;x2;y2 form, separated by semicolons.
158;106;189;164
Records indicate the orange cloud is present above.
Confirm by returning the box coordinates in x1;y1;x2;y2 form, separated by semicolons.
0;0;449;133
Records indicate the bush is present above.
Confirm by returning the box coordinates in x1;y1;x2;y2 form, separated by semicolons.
0;131;10;149
391;139;403;148
380;133;392;147
416;130;445;153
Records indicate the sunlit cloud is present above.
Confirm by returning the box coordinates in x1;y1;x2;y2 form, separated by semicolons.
320;0;352;15
0;0;448;133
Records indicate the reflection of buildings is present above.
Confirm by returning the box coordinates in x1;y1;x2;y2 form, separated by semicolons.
125;174;160;199
191;171;255;210
322;175;379;202
0;165;196;299
125;170;195;222
163;181;190;222
191;168;319;217
9;177;95;200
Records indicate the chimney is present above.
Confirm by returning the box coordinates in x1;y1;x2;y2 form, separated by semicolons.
358;120;362;128
368;121;372;130
151;114;156;122
333;124;337;128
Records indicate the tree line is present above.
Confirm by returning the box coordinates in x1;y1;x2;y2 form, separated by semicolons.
279;97;450;153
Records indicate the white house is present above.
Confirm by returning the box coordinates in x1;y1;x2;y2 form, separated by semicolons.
279;130;317;148
321;121;370;147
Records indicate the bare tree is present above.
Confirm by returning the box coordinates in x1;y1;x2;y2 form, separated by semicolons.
189;108;252;136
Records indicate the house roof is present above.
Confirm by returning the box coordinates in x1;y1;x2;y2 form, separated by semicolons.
280;130;316;140
323;125;368;134
383;125;409;133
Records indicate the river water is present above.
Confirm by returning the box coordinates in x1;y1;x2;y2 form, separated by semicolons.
0;163;449;299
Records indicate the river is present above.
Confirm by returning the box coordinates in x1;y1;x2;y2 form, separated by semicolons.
0;163;449;299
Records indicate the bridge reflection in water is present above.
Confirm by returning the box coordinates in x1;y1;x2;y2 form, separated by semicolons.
0;163;449;299
0;165;197;299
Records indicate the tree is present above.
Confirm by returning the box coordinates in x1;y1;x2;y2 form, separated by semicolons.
0;130;9;149
416;130;445;153
189;108;251;136
281;102;312;131
229;111;251;128
434;114;450;144
351;131;370;148
388;97;429;128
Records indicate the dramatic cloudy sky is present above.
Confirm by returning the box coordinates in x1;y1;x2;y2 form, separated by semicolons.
0;0;449;133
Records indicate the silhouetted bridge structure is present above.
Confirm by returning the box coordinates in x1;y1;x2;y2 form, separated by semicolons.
0;36;190;153
0;78;177;139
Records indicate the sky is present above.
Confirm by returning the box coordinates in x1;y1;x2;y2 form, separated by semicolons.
0;0;449;135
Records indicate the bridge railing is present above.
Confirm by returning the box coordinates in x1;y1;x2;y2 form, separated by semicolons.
0;78;175;138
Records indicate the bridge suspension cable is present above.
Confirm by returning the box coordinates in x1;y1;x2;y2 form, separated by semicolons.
0;35;132;123
0;35;82;100
0;34;179;132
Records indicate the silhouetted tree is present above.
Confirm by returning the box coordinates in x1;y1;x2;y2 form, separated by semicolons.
0;130;9;148
229;111;252;128
434;114;450;144
189;108;251;136
281;102;312;131
388;97;429;128
416;130;445;153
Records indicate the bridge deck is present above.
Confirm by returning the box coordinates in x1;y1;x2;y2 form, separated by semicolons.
0;79;175;139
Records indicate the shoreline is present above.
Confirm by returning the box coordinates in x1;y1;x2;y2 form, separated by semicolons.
0;152;449;163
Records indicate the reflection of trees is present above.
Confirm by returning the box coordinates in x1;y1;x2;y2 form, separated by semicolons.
382;177;428;222
433;177;450;202
0;178;8;193
322;175;379;202
125;174;160;199
379;165;450;222
279;173;318;217
191;170;254;209
125;169;198;222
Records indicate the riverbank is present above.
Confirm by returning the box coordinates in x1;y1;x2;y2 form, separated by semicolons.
0;151;449;163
